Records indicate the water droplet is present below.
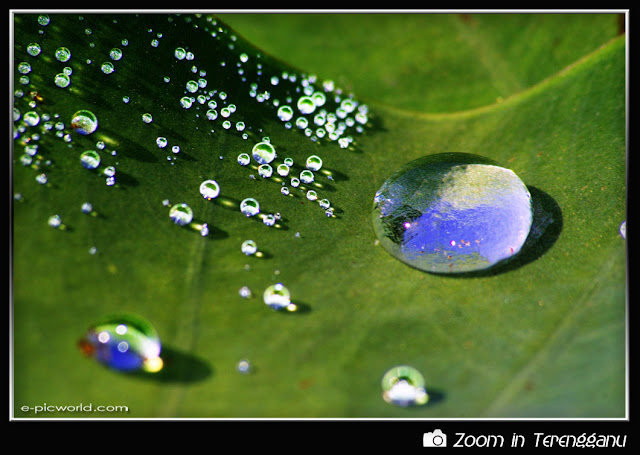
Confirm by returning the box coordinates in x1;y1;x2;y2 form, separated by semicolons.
241;239;258;255
199;179;220;200
37;15;50;26
263;283;293;311
306;190;318;201
80;150;101;169
174;47;186;60
237;153;250;166
78;313;163;373
276;163;290;177
237;358;253;374
27;42;41;57
240;198;260;217
23;111;40;126
381;365;429;407
169;203;193;226
258;164;273;178
48;214;62;228
238;286;252;299
71;110;98;135
252;141;276;165
142;113;153;123
101;62;115;74
620;221;626;239
263;213;276;227
277;105;294;122
18;62;31;74
54;73;71;88
372;153;533;274
306;155;323;171
297;95;316;114
109;48;123;61
300;170;315;184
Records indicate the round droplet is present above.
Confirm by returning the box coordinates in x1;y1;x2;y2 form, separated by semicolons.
237;153;250;166
258;164;273;178
252;141;276;165
306;155;323;171
174;47;186;60
54;73;71;88
55;46;71;62
80;150;101;169
297;96;316;114
263;283;292;310
277;105;294;122
241;239;258;255
372;153;533;274
71;110;98;135
109;48;123;60
169;203;193;226
78;313;163;373
27;43;41;57
276;163;290;177
240;198;260;217
101;62;115;74
300;170;315;184
237;359;252;374
381;365;429;407
199;179;220;200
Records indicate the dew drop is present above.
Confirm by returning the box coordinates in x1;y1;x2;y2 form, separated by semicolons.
372;153;533;274
237;153;250;166
381;365;429;407
101;62;115;74
258;164;273;178
300;170;315;184
297;95;316;114
80;150;101;169
277;105;294;122
169;202;193;226
306;155;323;171
240;198;260;217
54;73;71;88
251;141;276;165
199;179;220;200
78;313;163;373
71;110;98;135
263;283;293;311
241;239;258;255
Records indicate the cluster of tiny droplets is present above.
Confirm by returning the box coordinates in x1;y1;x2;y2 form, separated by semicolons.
12;13;378;380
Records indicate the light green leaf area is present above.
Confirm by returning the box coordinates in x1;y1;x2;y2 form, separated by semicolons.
12;13;626;418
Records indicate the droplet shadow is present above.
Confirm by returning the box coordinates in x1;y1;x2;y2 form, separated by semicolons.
441;186;562;278
128;345;212;383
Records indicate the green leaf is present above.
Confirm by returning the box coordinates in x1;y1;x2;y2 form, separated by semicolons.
12;12;626;418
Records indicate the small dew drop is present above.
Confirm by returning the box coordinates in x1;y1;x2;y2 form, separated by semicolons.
263;283;293;311
169;203;193;226
381;365;429;407
241;239;258;256
240;198;260;217
199;179;220;200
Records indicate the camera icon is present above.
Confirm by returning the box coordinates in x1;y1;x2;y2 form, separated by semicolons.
423;429;447;447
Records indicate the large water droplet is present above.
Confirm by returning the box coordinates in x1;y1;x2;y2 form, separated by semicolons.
381;365;429;407
78;313;163;373
372;153;533;274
